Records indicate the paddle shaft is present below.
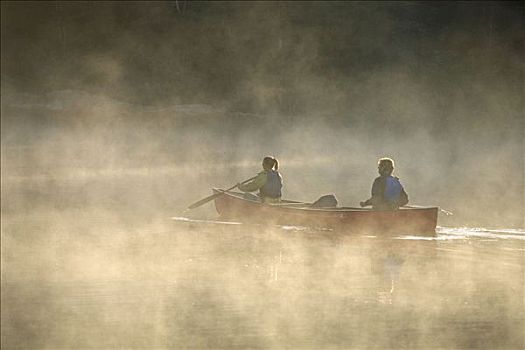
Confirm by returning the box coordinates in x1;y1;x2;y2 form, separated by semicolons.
186;175;257;210
404;205;453;216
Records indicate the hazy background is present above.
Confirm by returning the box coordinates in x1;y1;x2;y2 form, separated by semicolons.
2;3;525;349
2;2;524;226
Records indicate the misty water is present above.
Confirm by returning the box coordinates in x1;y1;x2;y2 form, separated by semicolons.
2;2;524;349
1;87;524;349
2;172;524;349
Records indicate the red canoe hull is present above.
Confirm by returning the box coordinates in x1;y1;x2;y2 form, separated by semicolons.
213;190;438;236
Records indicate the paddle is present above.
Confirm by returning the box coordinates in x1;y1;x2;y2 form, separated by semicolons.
186;176;258;210
404;205;453;216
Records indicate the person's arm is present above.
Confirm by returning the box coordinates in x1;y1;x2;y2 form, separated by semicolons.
360;199;372;207
238;172;266;192
398;186;409;207
361;177;384;207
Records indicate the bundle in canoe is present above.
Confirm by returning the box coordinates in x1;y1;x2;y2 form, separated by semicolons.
212;189;438;236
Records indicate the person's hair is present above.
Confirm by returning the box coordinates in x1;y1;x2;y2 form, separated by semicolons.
263;156;278;171
378;157;394;175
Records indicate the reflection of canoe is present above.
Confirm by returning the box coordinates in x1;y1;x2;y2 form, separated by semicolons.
213;189;438;236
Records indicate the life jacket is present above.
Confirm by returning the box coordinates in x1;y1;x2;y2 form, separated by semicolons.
384;176;403;203
259;170;282;198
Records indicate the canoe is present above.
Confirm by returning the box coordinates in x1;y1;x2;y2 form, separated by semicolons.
213;189;438;236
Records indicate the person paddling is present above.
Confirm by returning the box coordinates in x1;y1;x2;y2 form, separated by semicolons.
360;157;409;210
237;156;283;203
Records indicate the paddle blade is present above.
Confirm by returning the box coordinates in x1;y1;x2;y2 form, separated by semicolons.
186;176;255;210
187;191;224;210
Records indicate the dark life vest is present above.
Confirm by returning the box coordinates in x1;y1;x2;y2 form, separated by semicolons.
260;170;282;198
384;176;403;203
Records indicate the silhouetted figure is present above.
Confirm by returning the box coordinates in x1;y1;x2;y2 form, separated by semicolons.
360;157;409;210
238;156;283;203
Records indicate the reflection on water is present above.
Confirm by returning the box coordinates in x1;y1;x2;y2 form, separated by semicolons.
2;210;524;349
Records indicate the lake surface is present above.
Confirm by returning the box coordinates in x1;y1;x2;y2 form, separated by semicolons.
2;207;523;349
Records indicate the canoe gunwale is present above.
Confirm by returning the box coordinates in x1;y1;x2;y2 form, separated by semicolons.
212;188;438;213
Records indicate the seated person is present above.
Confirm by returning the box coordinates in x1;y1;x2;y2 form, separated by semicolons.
237;156;283;204
360;157;409;210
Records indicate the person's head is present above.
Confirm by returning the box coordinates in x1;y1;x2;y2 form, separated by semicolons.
378;157;394;176
262;156;279;171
